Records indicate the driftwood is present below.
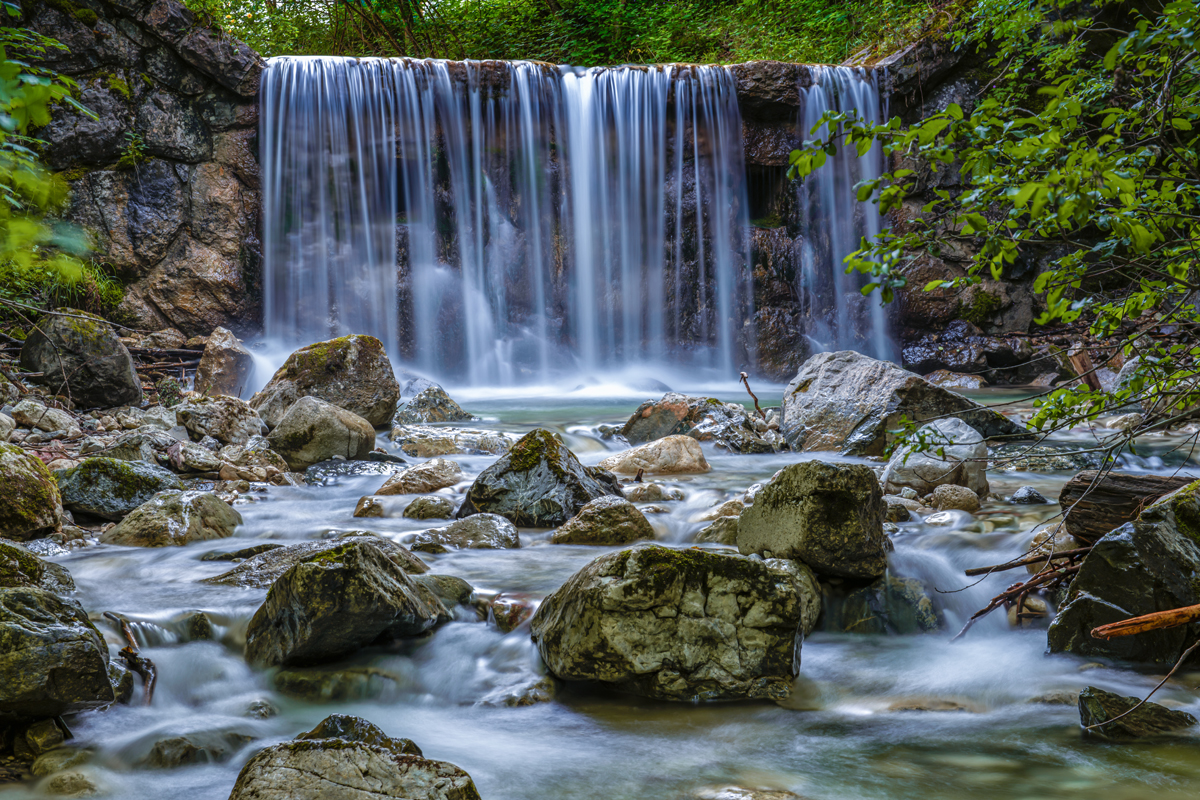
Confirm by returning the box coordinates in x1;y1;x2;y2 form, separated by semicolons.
1059;471;1194;543
104;611;157;705
1091;604;1200;640
964;546;1092;576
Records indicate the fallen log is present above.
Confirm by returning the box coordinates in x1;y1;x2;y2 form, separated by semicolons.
1059;471;1195;544
1091;604;1200;640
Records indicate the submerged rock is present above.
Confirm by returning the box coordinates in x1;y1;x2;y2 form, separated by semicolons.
142;731;253;768
389;425;517;457
251;335;400;427
881;417;989;498
265;396;376;471
737;461;888;579
99;491;242;547
530;545;804;702
0;443;64;541
203;533;428;588
1048;480;1200;665
376;458;463;495
245;540;446;668
194;326;255;397
620;393;782;453
0;587;114;718
55;457;183;521
393;384;477;424
988;442;1102;472
274;667;406;703
410;513;520;553
19;308;142;407
598;435;711;475
550;495;655;545
175;395;266;446
457;429;622;527
1079;686;1198;740
780;350;1026;456
818;575;942;635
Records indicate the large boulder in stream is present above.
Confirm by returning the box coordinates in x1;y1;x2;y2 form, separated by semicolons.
880;417;989;497
620;393;783;453
55;457;184;521
19;309;142;408
0;444;63;541
175;395;267;446
266;396;376;471
550;495;655;545
598;435;711;475
1078;687;1198;740
251;335;399;427
456;429;622;527
244;540;446;668
100;490;242;547
737;461;888;579
1048;480;1200;666
0;587;114;719
203;533;428;588
229;714;479;800
780;351;1027;456
530;545;804;702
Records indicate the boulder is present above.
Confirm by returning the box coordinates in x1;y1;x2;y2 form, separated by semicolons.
598;435;711;475
251;335;399;427
763;558;822;635
55;457;184;521
11;399;81;438
266;396;376;471
881;417;989;497
99;490;242;547
19;309;142;407
1059;471;1194;544
695;516;739;545
389;425;518;457
530;545;803;702
228;723;479;800
410;513;520;553
393;385;477;424
376;458;463;495
0;541;49;589
931;483;981;513
620;393;782;453
175;395;266;445
0;444;63;541
1048;481;1200;665
780;350;1026;456
550;496;655;545
204;533;427;588
1078;687;1197;740
818;575;942;635
101;427;178;464
0;412;13;442
456;429;622;527
0;587;113;718
402;496;455;520
194;326;254;397
736;461;888;579
244;541;446;668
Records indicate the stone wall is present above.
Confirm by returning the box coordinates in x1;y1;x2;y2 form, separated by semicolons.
28;0;263;340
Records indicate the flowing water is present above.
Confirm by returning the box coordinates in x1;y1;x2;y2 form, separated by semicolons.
19;387;1200;800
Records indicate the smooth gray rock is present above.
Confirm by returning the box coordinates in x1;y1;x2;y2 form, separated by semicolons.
99;490;241;547
881;417;989;497
1079;686;1198;740
266;396;376;471
550;495;655;545
402;496;455;520
410;513;520;553
55;457;183;520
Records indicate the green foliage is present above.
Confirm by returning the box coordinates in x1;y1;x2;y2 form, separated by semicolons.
117;130;146;169
183;0;945;65
154;376;183;408
789;0;1200;448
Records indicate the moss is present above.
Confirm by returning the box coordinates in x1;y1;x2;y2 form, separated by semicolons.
60;458;174;504
280;335;385;381
56;165;93;182
0;444;61;539
506;429;566;475
957;290;1002;325
106;75;131;99
0;542;44;588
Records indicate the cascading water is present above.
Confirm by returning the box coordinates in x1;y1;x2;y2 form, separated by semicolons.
260;57;754;385
794;65;896;362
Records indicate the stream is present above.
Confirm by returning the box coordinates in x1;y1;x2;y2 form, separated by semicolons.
19;384;1200;800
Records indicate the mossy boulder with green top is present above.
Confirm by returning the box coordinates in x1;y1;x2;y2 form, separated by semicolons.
456;429;622;527
99;490;242;547
56;457;184;521
530;544;804;702
19;308;142;408
0;444;63;541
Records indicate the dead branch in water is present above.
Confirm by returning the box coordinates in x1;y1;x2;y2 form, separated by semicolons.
1084;641;1200;732
964;547;1092;576
739;372;765;418
1091;604;1200;640
104;612;157;705
952;564;1081;641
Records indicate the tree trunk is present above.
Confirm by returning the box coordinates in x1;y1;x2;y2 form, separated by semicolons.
1059;471;1195;543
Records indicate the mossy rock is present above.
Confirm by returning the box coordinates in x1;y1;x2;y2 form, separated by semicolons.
0;541;44;589
19;309;141;408
297;714;421;758
0;443;64;542
99;491;242;547
550;495;655;545
202;533;427;588
56;457;183;521
1079;686;1198;740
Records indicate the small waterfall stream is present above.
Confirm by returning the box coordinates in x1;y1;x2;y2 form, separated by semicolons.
259;57;889;384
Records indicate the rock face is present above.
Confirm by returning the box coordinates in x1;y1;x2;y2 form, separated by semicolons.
410;513;521;553
531;545;803;702
780;351;1026;456
100;490;242;546
204;534;428;588
19;309;142;407
1079;687;1198;740
55;457;184;521
266;396;377;471
393;385;476;424
598;435;711;475
456;429;622;527
0;588;114;718
620;393;783;453
251;336;400;427
228;719;480;800
550;496;655;545
0;444;63;541
377;458;463;495
175;395;265;445
881;417;989;497
194;327;255;396
1048;481;1200;665
244;541;446;668
737;461;888;579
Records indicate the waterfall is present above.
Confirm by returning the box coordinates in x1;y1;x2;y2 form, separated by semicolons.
794;66;896;362
259;57;891;385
